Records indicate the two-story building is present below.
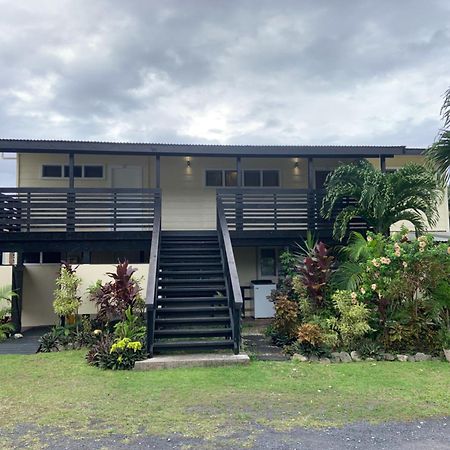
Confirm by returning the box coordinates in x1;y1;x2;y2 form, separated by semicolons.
0;140;448;354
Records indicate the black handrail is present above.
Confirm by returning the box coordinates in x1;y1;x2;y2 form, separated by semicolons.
145;191;162;357
217;193;243;354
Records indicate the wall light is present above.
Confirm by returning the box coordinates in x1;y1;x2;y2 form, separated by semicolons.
186;157;191;167
294;160;299;169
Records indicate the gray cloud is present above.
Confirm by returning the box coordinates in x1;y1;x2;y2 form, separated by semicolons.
0;0;449;185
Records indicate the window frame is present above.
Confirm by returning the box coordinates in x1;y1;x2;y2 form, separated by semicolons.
41;164;105;180
204;169;239;188
242;169;281;188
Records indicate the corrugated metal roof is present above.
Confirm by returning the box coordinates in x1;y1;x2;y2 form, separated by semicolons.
0;139;419;157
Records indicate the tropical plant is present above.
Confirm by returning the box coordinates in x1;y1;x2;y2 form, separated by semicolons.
295;241;334;310
326;290;372;350
113;307;146;341
53;262;82;321
426;87;450;183
321;160;443;240
89;261;143;323
0;286;15;341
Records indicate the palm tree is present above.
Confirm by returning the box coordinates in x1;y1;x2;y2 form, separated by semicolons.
426;87;450;183
320;160;442;241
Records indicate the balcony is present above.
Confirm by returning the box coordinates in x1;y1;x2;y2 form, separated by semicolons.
0;187;160;237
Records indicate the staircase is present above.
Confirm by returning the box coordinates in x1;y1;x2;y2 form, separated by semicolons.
151;232;236;354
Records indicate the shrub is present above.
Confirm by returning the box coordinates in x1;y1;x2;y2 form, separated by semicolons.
53;262;82;321
89;261;143;323
326;290;372;350
86;333;116;368
113;307;146;341
0;286;15;341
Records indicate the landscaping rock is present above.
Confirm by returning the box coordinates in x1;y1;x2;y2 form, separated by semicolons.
350;351;362;361
319;357;331;364
308;355;319;362
432;356;442;362
397;354;408;362
414;352;431;362
292;353;308;362
13;333;23;339
331;352;341;363
339;351;352;363
365;357;375;361
407;355;416;362
383;353;396;361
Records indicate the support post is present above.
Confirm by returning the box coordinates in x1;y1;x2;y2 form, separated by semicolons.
67;152;76;231
307;157;315;231
68;153;75;188
380;156;386;173
155;154;160;189
236;157;242;186
11;252;24;334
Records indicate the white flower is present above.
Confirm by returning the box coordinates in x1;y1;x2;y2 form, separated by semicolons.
419;240;426;248
371;283;377;291
367;236;373;242
372;258;380;268
360;287;366;294
402;261;408;268
380;257;391;265
351;292;357;300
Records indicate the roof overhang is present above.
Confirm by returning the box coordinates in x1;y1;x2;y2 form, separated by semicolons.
0;139;421;158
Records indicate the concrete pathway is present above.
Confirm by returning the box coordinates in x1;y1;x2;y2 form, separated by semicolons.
0;326;48;355
243;333;290;361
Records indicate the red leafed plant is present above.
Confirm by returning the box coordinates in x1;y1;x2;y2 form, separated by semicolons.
90;261;142;323
297;242;333;310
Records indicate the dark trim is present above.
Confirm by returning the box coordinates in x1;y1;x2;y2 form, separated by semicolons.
380;156;387;173
11;254;24;333
307;157;314;190
68;153;75;188
0;139;413;157
155;154;160;189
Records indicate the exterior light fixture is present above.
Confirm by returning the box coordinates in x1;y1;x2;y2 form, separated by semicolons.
294;160;299;168
186;158;191;167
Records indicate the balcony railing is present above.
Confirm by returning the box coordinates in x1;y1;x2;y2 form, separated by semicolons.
216;188;366;234
0;188;160;233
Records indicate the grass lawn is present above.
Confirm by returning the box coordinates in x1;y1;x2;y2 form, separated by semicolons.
1;351;449;442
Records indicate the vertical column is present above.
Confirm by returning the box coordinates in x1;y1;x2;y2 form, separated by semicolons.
11;252;24;333
380;156;386;173
307;157;315;231
67;152;75;231
236;157;242;186
155;154;161;189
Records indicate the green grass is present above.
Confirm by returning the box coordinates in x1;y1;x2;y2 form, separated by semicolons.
0;351;449;441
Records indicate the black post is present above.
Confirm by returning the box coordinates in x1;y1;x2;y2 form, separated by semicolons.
11;253;24;334
236;157;242;186
155;155;160;189
68;153;75;188
380;156;387;173
307;158;315;231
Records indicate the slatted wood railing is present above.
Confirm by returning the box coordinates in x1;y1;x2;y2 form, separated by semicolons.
217;188;366;234
0;188;160;232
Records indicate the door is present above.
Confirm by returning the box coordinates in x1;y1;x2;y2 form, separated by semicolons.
111;166;144;230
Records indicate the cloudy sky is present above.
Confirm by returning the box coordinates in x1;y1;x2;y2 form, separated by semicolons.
0;0;449;184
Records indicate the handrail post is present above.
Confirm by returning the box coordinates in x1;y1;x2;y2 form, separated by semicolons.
145;190;161;357
67;189;76;232
217;196;243;355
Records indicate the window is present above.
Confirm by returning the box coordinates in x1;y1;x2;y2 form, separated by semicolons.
42;164;104;178
84;165;104;178
205;170;238;187
42;252;62;263
63;165;82;178
205;170;223;187
224;170;238;187
244;170;260;187
243;170;280;187
42;165;62;178
259;248;277;277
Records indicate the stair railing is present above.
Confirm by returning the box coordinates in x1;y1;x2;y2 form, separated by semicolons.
216;193;243;354
145;190;162;357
